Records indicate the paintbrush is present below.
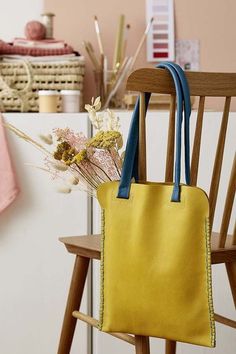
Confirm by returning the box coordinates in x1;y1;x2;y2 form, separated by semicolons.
103;55;108;95
94;15;104;55
112;14;125;71
83;41;100;70
130;17;154;70
121;24;130;63
100;53;105;103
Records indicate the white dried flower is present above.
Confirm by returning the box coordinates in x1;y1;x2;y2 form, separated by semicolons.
93;96;101;111
88;111;103;130
38;134;53;145
106;109;120;131
68;175;79;185
85;97;104;131
85;96;101;113
57;186;72;193
84;104;94;113
51;162;68;171
86;109;96;122
85;96;121;132
96;113;105;130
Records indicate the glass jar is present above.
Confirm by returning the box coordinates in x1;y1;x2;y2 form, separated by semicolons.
38;90;59;113
61;90;81;113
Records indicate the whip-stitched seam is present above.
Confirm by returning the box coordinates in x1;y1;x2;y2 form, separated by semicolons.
98;209;105;330
205;217;216;347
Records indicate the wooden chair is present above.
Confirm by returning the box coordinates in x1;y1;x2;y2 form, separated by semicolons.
57;68;236;354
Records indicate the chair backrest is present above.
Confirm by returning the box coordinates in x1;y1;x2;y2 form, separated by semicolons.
126;68;236;248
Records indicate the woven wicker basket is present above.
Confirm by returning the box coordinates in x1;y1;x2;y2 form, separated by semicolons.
0;57;85;112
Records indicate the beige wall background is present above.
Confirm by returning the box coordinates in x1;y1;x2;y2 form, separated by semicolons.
44;0;236;110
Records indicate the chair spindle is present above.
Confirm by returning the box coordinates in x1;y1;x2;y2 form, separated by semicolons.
190;96;205;186
219;154;236;247
233;222;236;246
209;96;231;227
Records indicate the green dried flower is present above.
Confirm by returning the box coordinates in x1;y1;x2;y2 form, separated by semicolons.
57;141;71;152
53;141;72;162
72;149;87;164
54;151;63;160
62;148;77;165
87;131;121;149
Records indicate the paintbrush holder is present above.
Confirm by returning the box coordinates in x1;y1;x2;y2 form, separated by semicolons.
93;69;105;106
93;68;127;109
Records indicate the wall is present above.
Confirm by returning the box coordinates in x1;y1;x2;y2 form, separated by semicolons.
0;0;43;41
44;0;236;110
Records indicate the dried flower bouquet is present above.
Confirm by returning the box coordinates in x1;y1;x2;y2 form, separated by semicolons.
5;97;123;197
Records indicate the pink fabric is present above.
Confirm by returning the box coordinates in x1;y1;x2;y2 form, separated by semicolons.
0;39;74;56
0;115;19;213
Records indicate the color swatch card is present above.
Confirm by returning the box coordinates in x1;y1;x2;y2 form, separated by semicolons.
146;0;175;62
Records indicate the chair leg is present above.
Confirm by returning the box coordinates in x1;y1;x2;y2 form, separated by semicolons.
135;335;150;354
57;255;90;354
226;261;236;308
165;340;176;354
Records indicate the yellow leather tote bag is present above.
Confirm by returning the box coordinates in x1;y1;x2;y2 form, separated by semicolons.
97;62;215;347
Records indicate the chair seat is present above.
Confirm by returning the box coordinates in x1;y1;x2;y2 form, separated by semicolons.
59;233;236;264
60;235;101;259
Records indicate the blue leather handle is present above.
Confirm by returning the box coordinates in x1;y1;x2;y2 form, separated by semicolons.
162;62;191;186
130;63;191;188
117;62;191;202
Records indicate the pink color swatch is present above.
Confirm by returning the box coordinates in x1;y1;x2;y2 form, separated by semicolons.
146;0;175;62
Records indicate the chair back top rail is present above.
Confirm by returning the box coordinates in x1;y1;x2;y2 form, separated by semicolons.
126;68;236;97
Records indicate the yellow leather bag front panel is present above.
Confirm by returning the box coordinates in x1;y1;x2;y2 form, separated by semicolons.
98;181;215;347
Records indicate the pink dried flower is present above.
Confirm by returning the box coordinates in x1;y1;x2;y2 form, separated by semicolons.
53;128;88;150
